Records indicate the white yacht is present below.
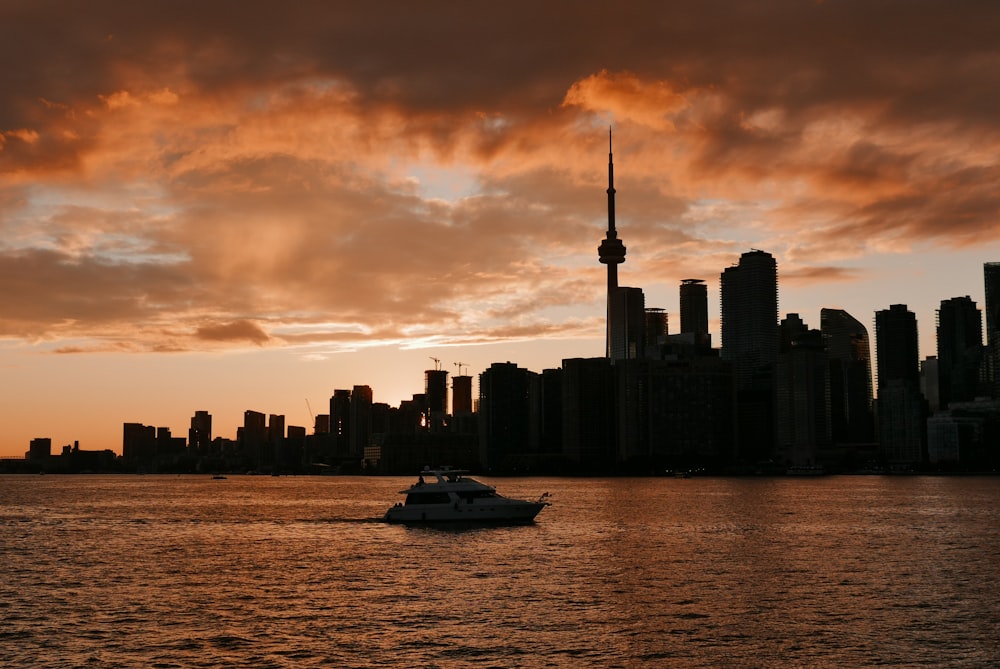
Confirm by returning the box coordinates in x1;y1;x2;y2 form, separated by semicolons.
383;468;550;524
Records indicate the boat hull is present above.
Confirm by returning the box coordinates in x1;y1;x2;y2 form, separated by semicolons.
384;501;546;524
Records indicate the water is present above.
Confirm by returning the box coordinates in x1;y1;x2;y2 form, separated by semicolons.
2;475;998;668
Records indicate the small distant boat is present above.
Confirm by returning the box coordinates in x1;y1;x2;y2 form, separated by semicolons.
384;468;550;524
212;474;227;480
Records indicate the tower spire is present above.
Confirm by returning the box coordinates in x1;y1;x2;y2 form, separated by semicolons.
598;128;627;357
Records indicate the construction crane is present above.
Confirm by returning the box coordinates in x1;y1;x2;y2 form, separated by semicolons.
429;356;441;371
305;399;315;423
453;361;468;376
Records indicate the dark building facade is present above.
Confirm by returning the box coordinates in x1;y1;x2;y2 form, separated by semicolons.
821;308;875;446
984;262;1000;397
875;304;926;465
774;319;832;467
937;296;984;408
680;278;711;351
478;362;537;470
720;249;779;463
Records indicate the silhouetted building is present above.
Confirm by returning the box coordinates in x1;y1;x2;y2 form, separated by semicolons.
28;437;51;461
616;356;735;471
680;278;711;350
644;308;668;355
267;414;284;469
609;286;646;360
330;390;351;455
242;410;267;469
984;262;1000;397
922;356;941;413
821;308;875;446
774;321;832;467
721;250;779;388
425;370;448;431
875;304;926;465
123;422;156;463
188;410;212;456
350;385;373;456
478;362;537;470
936;296;984;409
721;249;779;462
562;357;617;471
452;375;473;415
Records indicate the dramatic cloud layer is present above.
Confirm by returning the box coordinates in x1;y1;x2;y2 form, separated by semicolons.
2;0;999;358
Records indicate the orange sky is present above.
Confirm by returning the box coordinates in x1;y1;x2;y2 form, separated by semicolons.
2;1;1000;456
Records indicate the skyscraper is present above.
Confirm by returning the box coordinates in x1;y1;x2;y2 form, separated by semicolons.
875;304;925;465
821;308;874;444
720;250;779;389
720;249;779;462
936;296;984;408
875;304;920;388
983;262;1000;397
598;130;628;359
608;286;646;360
680;279;709;337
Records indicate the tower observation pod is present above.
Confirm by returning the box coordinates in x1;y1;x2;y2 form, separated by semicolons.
599;129;627;359
598;129;627;292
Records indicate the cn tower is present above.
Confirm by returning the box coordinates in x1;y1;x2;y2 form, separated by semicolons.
598;129;626;357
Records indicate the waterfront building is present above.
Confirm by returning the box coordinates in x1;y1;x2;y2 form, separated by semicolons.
774;319;832;467
28;437;51;461
644;307;668;356
425;369;448;431
821;308;875;446
478;362;538;470
984;262;1000;397
330;389;352;455
350;385;373;456
936;296;984;408
561;357;616;471
608;286;646;360
680;278;711;351
720;249;779;388
875;304;926;466
720;249;779;462
188;410;212;456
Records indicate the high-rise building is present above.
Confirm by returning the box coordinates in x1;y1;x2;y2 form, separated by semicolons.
608;286;646;360
875;304;920;388
937;296;984;408
452;375;473;415
821;308;874;445
680;279;709;337
774;318;832;467
350;385;373;456
425;369;448;430
720;250;779;389
478;362;537;469
720;250;779;462
644;308;668;355
188;410;212;456
598;130;627;359
984;262;1000;396
875;304;925;465
330;389;351;454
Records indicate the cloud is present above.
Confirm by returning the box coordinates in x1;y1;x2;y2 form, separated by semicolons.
195;320;271;345
1;1;999;354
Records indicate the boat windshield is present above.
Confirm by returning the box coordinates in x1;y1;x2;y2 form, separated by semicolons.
405;491;451;505
457;490;497;501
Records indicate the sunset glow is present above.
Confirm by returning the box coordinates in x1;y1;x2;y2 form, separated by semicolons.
2;1;999;455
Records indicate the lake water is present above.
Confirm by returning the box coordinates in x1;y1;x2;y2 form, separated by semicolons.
2;475;998;668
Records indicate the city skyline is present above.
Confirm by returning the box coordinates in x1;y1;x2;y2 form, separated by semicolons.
3;2;1000;456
